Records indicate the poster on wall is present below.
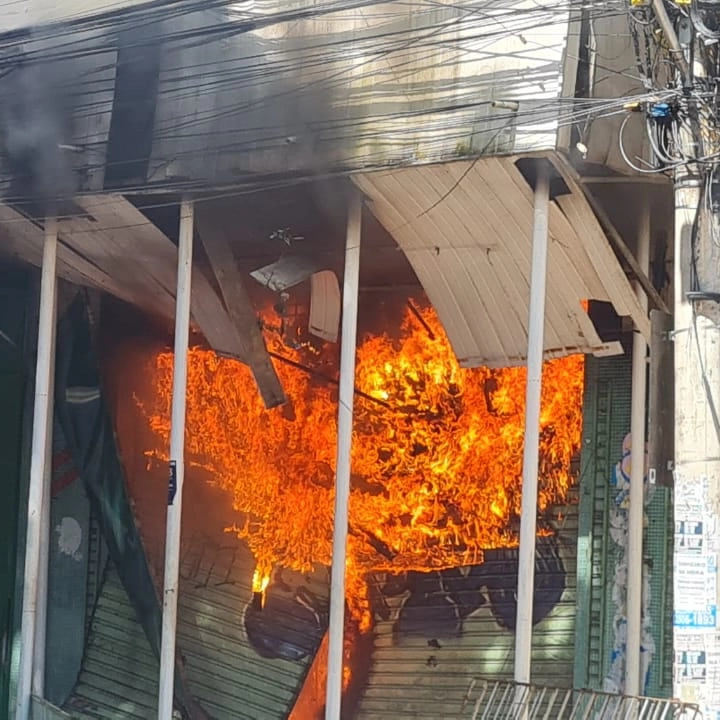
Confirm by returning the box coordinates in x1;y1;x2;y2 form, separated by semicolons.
675;635;707;682
674;554;718;629
674;473;720;717
676;518;704;553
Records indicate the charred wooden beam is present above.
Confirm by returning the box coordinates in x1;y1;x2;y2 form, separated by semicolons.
196;214;286;409
348;523;396;561
268;350;392;410
59;195;258;366
406;299;435;340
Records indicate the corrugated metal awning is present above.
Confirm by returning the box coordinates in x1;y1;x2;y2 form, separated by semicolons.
353;153;649;368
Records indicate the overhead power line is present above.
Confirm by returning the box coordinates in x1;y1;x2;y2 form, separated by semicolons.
0;0;653;207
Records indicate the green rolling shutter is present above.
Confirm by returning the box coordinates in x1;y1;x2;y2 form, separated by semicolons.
574;354;672;697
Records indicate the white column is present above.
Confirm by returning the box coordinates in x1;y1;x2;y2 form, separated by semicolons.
15;217;58;720
672;178;716;709
32;302;56;698
625;202;650;696
325;190;363;720
513;165;550;687
158;200;194;720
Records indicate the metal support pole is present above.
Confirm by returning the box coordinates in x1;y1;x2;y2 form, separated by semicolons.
514;165;550;686
158;199;194;720
625;202;650;696
324;190;363;720
15;217;58;720
32;303;56;698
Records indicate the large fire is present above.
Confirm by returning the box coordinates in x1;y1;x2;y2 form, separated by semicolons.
145;303;584;625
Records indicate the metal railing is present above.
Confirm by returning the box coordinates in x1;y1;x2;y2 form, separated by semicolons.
461;679;703;720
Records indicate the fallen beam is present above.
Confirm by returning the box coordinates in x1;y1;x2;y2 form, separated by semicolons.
70;195;248;360
195;214;285;409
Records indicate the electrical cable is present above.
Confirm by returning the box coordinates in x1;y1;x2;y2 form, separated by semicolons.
0;0;684;210
0;0;660;207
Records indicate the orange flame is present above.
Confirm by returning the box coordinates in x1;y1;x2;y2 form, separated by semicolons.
251;563;272;608
145;304;584;625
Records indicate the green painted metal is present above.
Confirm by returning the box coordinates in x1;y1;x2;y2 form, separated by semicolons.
574;354;629;689
0;374;26;720
65;546;324;720
64;564;159;720
45;418;92;707
84;511;109;634
644;488;673;697
0;265;29;720
573;354;673;696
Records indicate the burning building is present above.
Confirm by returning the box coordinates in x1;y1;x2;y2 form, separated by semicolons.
0;160;676;719
145;302;584;621
0;0;680;718
99;262;586;718
0;163;675;719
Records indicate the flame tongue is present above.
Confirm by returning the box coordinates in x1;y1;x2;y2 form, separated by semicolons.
147;305;584;625
252;565;272;608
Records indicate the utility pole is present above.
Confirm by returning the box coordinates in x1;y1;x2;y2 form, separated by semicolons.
645;0;720;713
620;0;720;710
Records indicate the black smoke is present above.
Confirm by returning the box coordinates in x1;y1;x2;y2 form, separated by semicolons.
0;43;78;214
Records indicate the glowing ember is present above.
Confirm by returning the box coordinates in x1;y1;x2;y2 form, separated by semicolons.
145;304;584;625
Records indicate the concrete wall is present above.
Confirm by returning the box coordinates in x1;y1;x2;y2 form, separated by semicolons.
0;0;579;192
147;0;571;184
558;8;653;174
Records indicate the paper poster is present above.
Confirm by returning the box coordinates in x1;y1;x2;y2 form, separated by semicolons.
676;650;707;681
676;518;704;553
674;555;717;629
676;635;707;682
707;644;720;706
673;474;720;717
674;474;708;516
676;634;720;712
705;513;720;554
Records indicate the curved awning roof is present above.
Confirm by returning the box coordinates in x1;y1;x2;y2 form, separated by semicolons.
353;152;650;368
0;151;650;380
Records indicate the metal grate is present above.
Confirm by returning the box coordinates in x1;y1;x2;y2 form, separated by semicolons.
575;354;673;696
461;679;703;720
